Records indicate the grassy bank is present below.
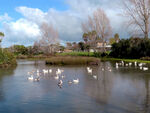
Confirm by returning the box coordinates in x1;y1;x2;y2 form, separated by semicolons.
101;57;150;63
57;52;94;57
45;56;100;65
0;49;16;68
16;54;51;60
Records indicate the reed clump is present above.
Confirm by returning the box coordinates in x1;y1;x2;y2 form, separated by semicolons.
45;56;100;65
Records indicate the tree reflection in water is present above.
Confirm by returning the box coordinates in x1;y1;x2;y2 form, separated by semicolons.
0;66;17;101
83;61;150;113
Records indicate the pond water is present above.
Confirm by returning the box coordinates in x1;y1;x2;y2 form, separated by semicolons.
0;60;150;113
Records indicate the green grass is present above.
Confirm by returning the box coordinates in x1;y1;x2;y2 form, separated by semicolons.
45;56;100;65
101;57;150;63
57;52;94;57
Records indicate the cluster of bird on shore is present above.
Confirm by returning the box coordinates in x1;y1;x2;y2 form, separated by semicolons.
115;61;149;71
27;68;79;88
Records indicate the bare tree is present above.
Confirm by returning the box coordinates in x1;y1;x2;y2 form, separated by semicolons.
82;8;112;52
39;22;59;55
123;0;150;38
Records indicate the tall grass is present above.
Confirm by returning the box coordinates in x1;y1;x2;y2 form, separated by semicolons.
46;56;100;65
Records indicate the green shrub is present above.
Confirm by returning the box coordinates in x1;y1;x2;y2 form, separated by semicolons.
0;49;16;66
110;38;150;59
93;52;101;57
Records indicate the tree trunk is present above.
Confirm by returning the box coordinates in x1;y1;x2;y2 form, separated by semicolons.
145;20;149;39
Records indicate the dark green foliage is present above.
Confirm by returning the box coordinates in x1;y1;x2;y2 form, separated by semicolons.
13;45;28;55
93;52;101;57
110;38;150;59
93;52;108;58
101;52;108;57
0;49;16;66
78;42;85;51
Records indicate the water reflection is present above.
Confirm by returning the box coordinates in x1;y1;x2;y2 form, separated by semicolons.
0;60;149;113
0;66;16;102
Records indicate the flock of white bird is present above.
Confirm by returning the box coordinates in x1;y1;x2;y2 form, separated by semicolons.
27;61;149;88
27;68;79;88
115;61;149;71
86;66;112;80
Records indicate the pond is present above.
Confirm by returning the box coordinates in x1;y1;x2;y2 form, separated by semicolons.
0;60;150;113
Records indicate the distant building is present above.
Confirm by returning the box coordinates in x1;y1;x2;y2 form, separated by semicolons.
64;49;73;53
96;41;112;52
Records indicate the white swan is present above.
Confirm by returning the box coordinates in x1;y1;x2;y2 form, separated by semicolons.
37;72;40;77
58;80;63;86
56;68;62;75
49;69;52;73
54;75;59;80
28;76;34;81
126;64;129;66
138;63;143;67
140;67;143;70
68;80;72;84
87;69;92;74
93;75;97;79
121;61;124;66
61;75;65;79
87;67;90;70
34;77;40;82
109;69;112;72
135;62;137;66
37;69;39;73
73;79;79;84
43;69;48;74
129;63;132;66
143;67;148;71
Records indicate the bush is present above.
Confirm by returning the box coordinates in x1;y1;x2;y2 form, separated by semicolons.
0;49;16;66
110;38;150;59
93;52;101;57
101;52;108;57
93;52;108;58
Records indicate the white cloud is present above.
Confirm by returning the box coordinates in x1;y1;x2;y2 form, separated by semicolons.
1;0;127;47
2;19;40;47
0;13;12;22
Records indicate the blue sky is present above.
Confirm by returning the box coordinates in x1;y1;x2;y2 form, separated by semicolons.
0;0;68;20
0;0;127;47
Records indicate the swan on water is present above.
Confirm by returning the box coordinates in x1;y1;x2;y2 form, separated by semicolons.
73;79;79;84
